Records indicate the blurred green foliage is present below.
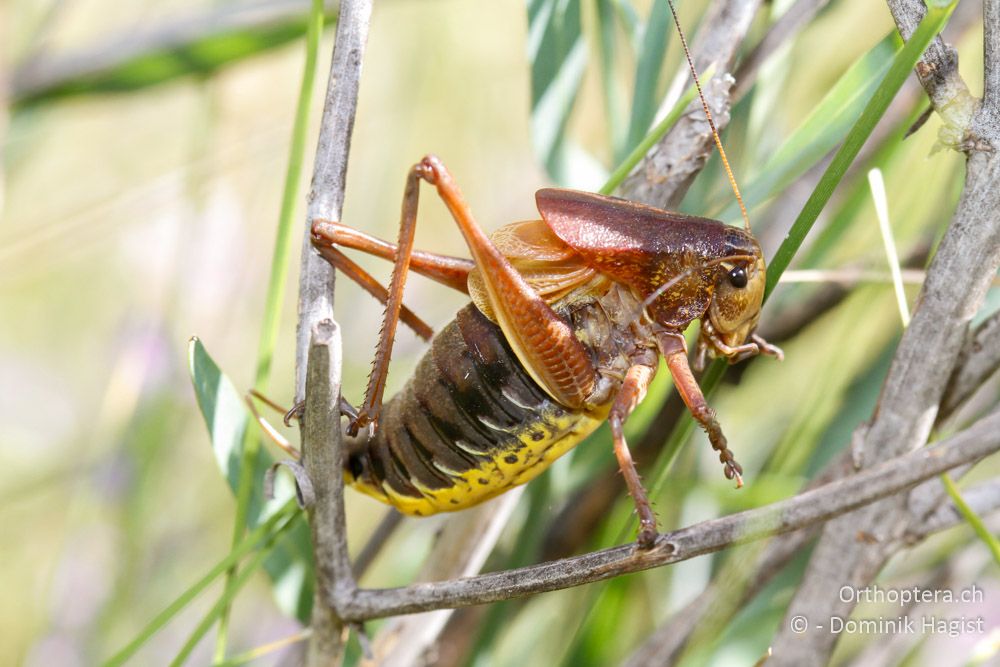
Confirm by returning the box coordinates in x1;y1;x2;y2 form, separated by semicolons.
12;4;339;108
189;338;314;624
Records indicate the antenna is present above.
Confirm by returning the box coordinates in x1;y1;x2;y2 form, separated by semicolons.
664;0;751;232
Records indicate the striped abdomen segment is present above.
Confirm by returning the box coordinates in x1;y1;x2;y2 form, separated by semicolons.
344;303;604;516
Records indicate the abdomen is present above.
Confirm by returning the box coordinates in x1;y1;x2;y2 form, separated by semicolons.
344;303;606;516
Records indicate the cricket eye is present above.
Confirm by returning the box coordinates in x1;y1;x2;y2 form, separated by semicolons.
728;266;748;289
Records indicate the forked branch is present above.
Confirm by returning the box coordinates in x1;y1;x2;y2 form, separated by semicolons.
295;0;373;664
769;2;1000;663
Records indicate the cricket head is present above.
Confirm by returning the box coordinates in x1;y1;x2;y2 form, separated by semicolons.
702;230;766;360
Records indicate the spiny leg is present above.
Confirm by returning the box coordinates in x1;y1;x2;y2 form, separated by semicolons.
330;163;427;436
312;219;474;294
608;347;660;549
313;244;434;341
657;331;744;487
417;155;597;409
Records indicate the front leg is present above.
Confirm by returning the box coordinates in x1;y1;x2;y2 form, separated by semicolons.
658;331;744;487
751;332;784;361
696;319;785;370
695;319;757;371
715;330;785;367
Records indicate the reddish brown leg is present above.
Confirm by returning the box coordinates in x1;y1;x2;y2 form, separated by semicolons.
657;331;744;487
417;155;597;409
609;348;660;549
332;163;426;436
312;219;474;294
314;244;433;341
325;155;599;437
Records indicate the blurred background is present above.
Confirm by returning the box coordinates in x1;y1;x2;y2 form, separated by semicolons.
2;0;997;665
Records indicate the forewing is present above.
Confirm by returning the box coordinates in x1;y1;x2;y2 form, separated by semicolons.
536;189;728;327
469;219;598;321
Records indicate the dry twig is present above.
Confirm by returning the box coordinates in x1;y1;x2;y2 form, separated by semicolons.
623;0;763;208
302;320;352;666
940;309;1000;420
295;0;373;662
623;478;1000;667
322;409;1000;621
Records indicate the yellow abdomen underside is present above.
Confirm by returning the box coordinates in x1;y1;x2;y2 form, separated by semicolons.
349;409;605;516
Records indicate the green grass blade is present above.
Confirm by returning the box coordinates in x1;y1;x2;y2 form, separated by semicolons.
624;0;671;157
716;33;897;222
188;337;255;496
529;0;587;183
254;0;327;389
765;0;957;298
188;339;315;623
12;4;338;108
172;513;303;667
216;0;325;653
102;500;299;667
940;474;1000;567
213;0;326;654
210;630;311;667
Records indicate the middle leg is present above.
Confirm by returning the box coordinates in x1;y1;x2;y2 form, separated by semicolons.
608;347;661;549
